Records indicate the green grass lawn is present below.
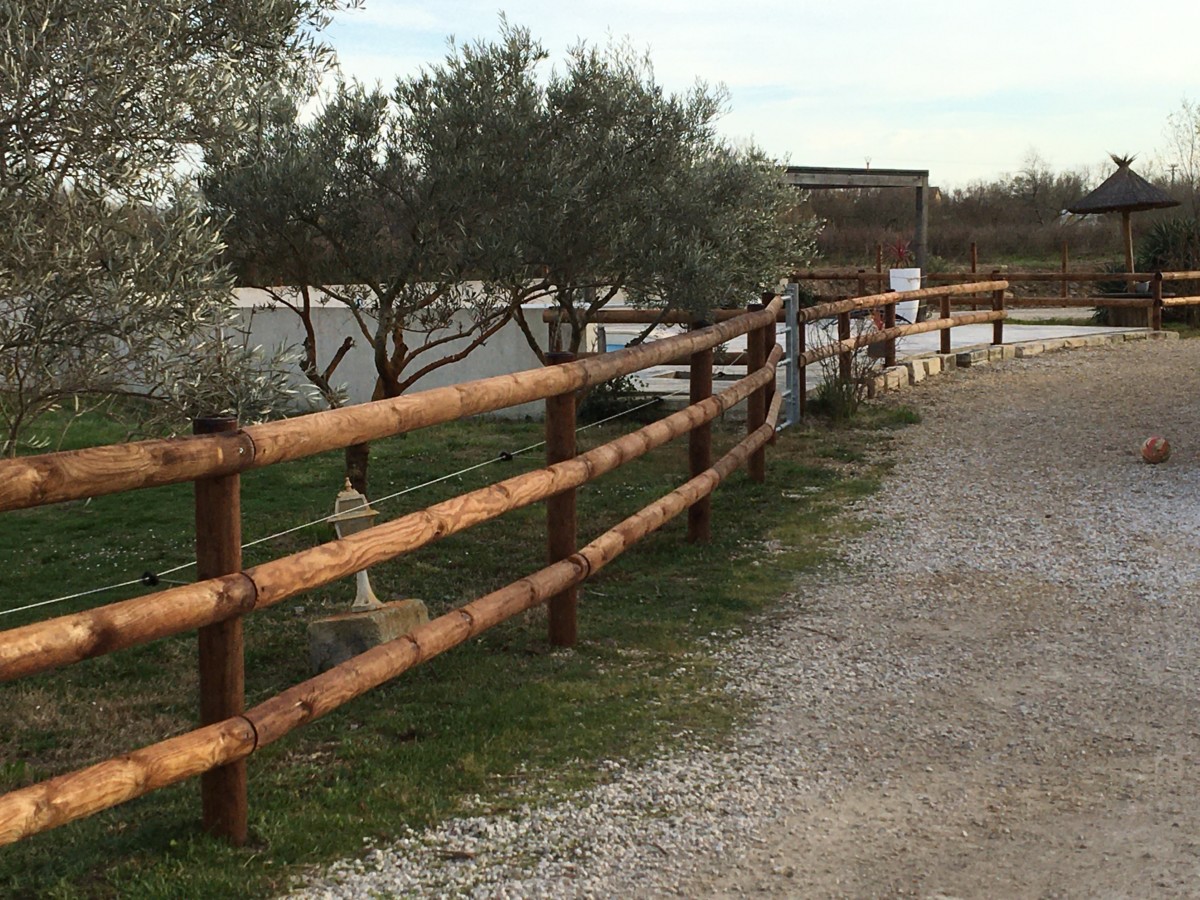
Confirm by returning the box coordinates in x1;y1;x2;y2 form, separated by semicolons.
0;402;913;898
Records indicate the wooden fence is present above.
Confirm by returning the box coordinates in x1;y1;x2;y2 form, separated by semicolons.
0;284;1009;848
793;267;1200;332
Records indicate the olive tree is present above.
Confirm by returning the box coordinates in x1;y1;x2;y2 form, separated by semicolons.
204;25;547;489
512;41;818;356
203;25;817;486
0;0;349;452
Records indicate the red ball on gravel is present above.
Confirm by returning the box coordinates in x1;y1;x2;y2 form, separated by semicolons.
1141;435;1171;464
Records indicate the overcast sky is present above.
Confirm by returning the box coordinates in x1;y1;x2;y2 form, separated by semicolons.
326;1;1200;189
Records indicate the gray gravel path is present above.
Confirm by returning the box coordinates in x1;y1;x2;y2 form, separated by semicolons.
291;337;1200;899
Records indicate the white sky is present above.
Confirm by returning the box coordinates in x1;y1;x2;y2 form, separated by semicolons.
326;1;1200;189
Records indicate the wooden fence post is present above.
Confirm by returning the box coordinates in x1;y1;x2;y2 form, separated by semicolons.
544;352;578;647
688;321;713;543
747;303;767;483
992;268;1005;347
884;295;897;368
940;291;952;355
1061;241;1069;299
1152;274;1164;332
992;286;1005;346
837;310;852;384
193;415;247;846
970;241;979;310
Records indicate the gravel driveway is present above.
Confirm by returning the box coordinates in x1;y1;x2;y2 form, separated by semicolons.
294;336;1200;899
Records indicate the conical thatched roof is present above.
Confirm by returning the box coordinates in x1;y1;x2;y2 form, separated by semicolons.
1067;154;1179;214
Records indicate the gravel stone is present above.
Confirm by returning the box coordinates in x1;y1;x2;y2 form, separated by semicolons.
288;338;1200;898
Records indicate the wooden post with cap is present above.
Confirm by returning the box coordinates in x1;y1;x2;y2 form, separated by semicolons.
992;285;1005;346
747;303;768;483
544;352;578;646
1152;274;1164;332
940;291;952;355
688;319;713;543
193;415;247;845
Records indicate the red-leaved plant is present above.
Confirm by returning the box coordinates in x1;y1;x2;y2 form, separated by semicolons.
887;237;915;268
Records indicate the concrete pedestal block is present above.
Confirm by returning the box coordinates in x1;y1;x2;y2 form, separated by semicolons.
307;599;430;673
955;348;988;367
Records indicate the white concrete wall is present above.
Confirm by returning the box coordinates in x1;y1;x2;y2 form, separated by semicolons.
234;288;554;418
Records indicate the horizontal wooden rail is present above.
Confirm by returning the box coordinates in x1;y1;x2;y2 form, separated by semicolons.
1161;295;1200;307
0;299;782;513
0;392;783;847
0;346;784;682
543;282;1009;329
999;297;1153;309
798;269;1195;284
923;271;1161;283
796;281;1007;324
248;392;784;749
792;270;1118;283
796;269;1200;285
798;311;1005;367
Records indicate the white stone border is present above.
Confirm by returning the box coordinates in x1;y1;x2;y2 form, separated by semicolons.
865;330;1180;398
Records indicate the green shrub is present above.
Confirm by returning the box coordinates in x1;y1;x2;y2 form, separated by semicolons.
1137;218;1200;325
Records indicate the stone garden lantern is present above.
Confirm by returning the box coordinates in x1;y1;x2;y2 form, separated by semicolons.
328;479;383;612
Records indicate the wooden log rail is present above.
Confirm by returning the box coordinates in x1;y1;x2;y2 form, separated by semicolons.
792;268;1200;331
0;385;785;847
0;299;782;513
795;270;1195;284
999;297;1153;309
0;296;784;845
0;282;1024;845
0;343;783;683
924;271;1160;283
798;310;1005;368
549;281;1009;328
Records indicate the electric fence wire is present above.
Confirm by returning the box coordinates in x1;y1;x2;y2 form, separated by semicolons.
0;385;690;620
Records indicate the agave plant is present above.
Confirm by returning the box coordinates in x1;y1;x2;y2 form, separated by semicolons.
887;237;916;269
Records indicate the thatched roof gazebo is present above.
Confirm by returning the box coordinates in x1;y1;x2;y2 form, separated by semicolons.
1067;154;1179;278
